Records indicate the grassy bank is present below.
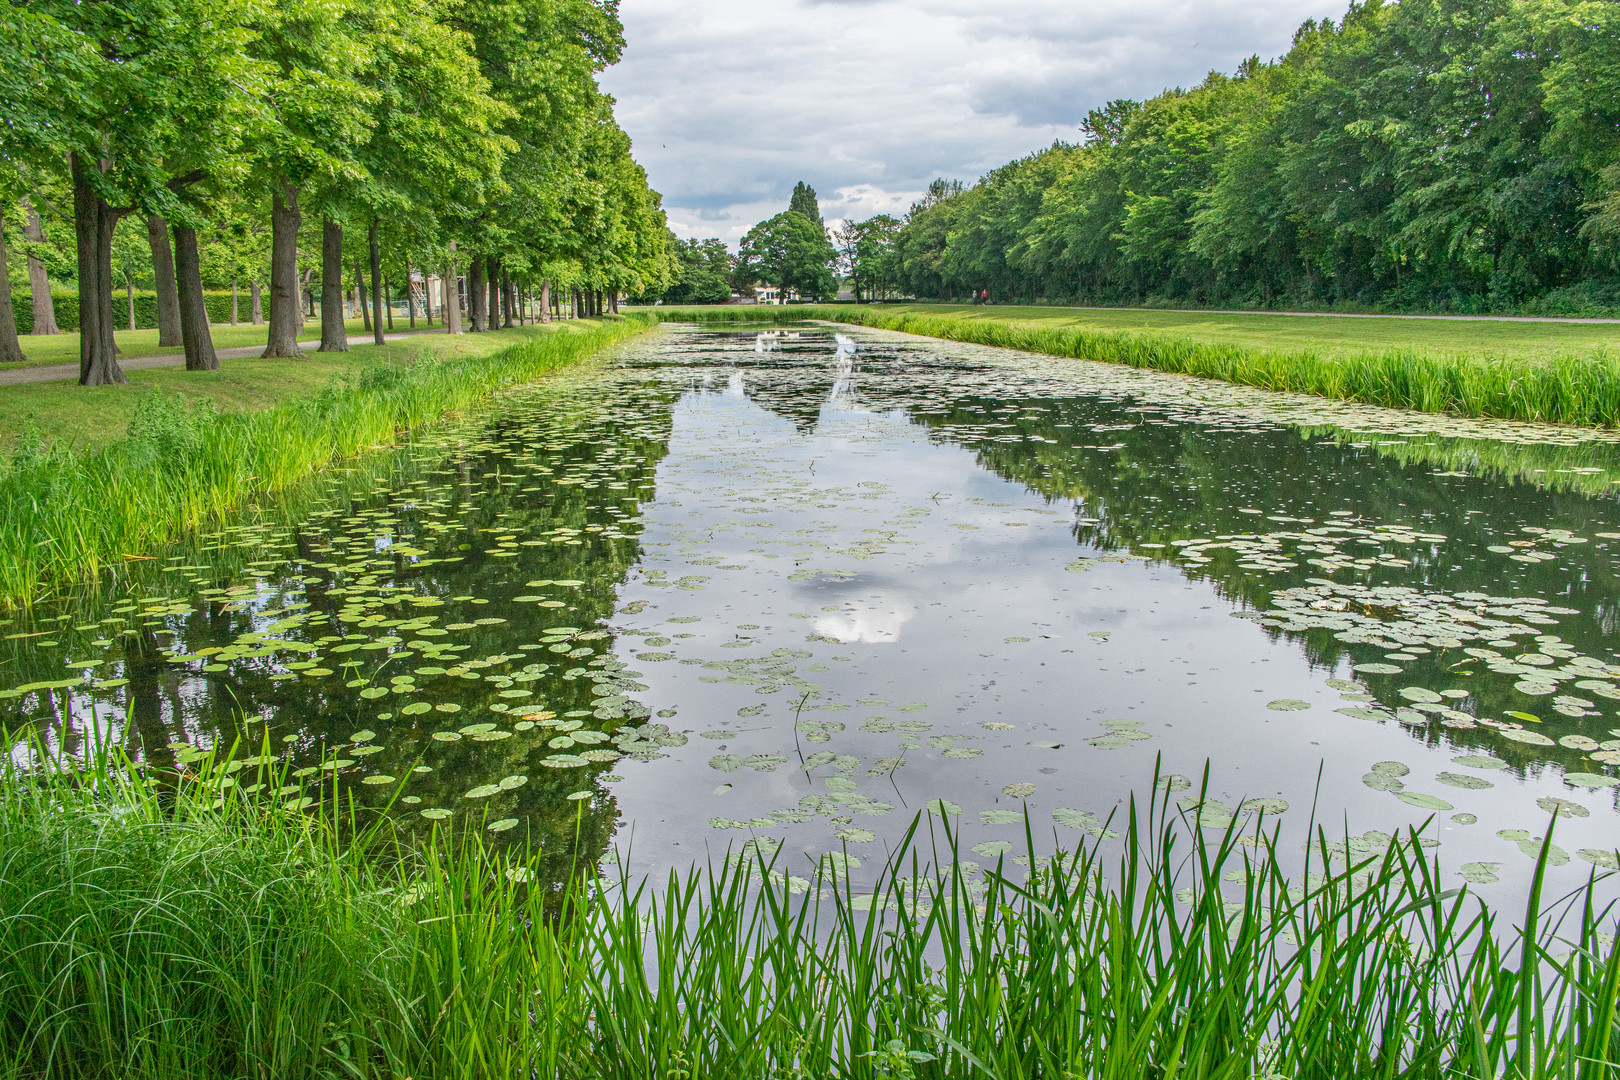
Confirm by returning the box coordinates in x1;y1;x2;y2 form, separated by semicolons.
643;305;1620;427
0;317;649;607
2;748;1615;1079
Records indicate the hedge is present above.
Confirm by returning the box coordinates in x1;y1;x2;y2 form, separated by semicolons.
16;290;262;334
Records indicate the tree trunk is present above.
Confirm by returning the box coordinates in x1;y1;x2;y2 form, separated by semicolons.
22;199;60;335
444;248;463;334
143;214;182;347
70;153;126;385
468;256;487;331
406;266;416;328
127;277;135;331
319;218;347;352
357;259;371;332
0;226;25;363
231;278;239;325
610;289;619;314
251;281;263;324
486;256;501;329
500;265;514;327
384;273;394;331
368;217;384;346
540;279;552;323
172;221;219;371
263;182;302;356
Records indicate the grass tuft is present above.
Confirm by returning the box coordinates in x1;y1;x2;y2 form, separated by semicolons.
2;745;1615;1079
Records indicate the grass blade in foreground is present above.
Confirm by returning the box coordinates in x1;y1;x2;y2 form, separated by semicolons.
1;747;1616;1078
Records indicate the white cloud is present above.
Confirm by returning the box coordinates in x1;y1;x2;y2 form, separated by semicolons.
601;0;1346;246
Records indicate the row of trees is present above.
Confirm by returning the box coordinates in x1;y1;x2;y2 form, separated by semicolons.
650;183;907;304
885;0;1620;312
0;0;675;383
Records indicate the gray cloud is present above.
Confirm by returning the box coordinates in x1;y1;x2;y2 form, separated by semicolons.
602;0;1346;245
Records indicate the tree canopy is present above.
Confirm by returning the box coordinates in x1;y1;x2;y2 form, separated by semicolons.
0;0;675;379
738;211;838;301
886;0;1620;314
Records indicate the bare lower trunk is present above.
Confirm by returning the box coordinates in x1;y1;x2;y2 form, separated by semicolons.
424;274;434;327
251;281;263;324
231;278;238;325
406;266;416;328
610;290;619;314
487;257;502;328
540;279;552;322
22;199;60;335
444;247;463;334
262;182;303;357
369;218;384;346
0;227;24;363
127;278;135;331
358;260;371;332
144;215;183;347
71;153;126;385
468;256;487;331
500;265;514;327
319;217;347;352
172;221;219;371
384;274;394;331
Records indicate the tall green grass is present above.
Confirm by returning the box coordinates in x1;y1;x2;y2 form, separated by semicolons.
645;306;1620;428
0;318;651;608
3;743;1615;1079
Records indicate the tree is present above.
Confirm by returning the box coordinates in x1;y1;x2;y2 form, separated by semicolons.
738;211;837;300
836;215;902;301
660;237;732;304
789;181;823;225
9;0;269;384
0;207;23;363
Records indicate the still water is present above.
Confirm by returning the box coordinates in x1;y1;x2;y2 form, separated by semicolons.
5;323;1619;901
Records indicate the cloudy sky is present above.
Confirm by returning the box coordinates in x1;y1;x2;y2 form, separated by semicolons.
600;0;1348;246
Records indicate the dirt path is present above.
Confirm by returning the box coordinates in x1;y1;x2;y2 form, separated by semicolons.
0;329;442;386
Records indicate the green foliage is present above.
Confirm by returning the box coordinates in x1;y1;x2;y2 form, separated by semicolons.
738;211;838;300
890;0;1620;313
835;215;902;302
788;180;823;225
1;0;673;376
658;238;734;304
3;748;1616;1079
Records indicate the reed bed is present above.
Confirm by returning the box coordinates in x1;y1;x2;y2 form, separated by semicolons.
644;307;1620;428
2;743;1615;1080
0;318;651;609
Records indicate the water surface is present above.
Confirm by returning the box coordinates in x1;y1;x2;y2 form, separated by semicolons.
5;323;1619;902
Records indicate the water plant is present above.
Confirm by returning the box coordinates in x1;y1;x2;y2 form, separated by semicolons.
2;740;1615;1079
0;318;653;608
643;306;1620;429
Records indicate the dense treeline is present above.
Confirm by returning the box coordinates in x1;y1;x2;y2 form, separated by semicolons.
884;0;1620;314
0;0;675;383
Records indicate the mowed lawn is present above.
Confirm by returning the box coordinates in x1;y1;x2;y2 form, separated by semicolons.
0;324;569;454
0;318;385;371
858;304;1620;361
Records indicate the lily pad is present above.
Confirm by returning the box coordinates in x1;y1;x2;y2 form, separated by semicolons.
1266;699;1311;712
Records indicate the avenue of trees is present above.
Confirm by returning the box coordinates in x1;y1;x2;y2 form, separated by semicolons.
0;0;676;384
888;0;1620;313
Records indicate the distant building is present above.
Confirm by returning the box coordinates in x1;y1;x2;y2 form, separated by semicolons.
752;283;799;305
